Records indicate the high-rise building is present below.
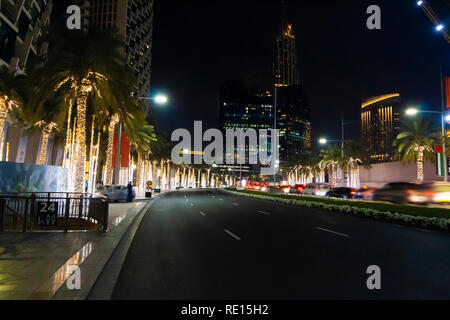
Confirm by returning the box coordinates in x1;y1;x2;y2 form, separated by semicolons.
218;75;311;165
361;93;401;163
273;3;299;87
89;0;154;97
0;0;53;72
0;0;53;163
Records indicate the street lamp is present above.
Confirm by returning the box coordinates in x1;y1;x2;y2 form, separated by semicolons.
138;94;169;105
318;137;345;158
405;107;448;182
436;24;445;32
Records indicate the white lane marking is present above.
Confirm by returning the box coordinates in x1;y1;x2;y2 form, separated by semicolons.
257;210;271;216
212;195;216;198
219;198;224;201
200;211;206;216
190;203;194;207
185;198;189;202
316;227;350;238
233;203;239;206
224;229;241;241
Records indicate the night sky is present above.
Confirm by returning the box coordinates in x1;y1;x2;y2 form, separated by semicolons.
53;0;450;147
151;0;449;145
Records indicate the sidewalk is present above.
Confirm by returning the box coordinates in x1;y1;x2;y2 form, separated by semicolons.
0;199;152;300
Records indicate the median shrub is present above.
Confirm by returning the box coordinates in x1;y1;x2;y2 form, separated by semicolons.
227;189;450;231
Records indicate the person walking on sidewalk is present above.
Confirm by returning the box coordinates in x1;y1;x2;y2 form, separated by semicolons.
127;181;134;202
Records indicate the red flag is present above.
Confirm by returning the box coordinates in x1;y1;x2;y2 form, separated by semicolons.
435;145;443;154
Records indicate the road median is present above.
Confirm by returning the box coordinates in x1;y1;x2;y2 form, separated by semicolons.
226;189;450;231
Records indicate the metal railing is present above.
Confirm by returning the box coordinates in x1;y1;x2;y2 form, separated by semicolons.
0;193;108;233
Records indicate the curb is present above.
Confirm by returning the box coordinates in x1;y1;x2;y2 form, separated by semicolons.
86;192;170;300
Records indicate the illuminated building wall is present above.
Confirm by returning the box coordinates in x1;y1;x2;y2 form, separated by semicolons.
361;93;401;163
89;0;153;97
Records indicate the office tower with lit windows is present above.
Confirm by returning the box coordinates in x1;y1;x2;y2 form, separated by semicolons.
361;93;401;163
89;0;154;97
218;75;311;165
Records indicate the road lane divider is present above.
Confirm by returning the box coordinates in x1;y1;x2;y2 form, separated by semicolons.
200;211;206;216
224;229;241;241
257;210;271;216
316;227;350;238
233;203;239;206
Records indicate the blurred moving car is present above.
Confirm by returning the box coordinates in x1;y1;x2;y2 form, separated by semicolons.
373;182;426;204
289;184;307;194
95;185;136;202
302;183;332;196
280;185;291;194
325;187;358;199
354;186;377;200
267;185;283;195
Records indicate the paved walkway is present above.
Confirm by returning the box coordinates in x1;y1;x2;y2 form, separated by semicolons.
0;200;150;300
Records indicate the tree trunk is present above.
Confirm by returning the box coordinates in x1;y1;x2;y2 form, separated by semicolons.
417;148;424;181
74;82;90;193
105;114;119;185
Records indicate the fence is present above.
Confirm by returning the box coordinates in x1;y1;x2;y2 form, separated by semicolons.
0;193;108;232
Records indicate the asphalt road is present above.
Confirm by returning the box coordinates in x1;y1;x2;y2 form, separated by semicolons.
111;189;450;299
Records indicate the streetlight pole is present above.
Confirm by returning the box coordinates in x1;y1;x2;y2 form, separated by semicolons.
273;85;278;186
341;114;345;158
440;64;448;182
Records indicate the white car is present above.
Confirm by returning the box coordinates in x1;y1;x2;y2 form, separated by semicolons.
302;183;331;197
95;185;136;202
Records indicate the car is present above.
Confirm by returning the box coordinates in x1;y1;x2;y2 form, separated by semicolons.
325;187;358;199
95;185;136;202
266;185;283;195
280;185;291;194
373;182;425;204
289;184;306;194
354;186;377;200
302;183;332;196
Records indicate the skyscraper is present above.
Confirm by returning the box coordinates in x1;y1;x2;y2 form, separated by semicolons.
0;0;53;72
89;0;154;97
361;93;401;162
273;2;299;87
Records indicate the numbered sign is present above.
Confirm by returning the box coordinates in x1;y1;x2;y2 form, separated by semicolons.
37;202;58;226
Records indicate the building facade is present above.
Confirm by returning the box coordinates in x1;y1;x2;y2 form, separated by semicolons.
361;93;401;163
89;0;154;97
274;22;299;87
0;0;53;72
218;75;311;169
0;0;54;163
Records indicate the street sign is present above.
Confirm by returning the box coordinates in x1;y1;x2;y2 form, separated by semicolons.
37;201;58;226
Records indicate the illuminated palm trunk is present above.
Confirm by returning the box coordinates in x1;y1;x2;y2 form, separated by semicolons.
38;122;57;165
0;96;8;142
73;81;90;193
105;114;119;185
417;147;425;181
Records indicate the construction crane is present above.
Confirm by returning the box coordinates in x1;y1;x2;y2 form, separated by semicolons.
416;0;450;44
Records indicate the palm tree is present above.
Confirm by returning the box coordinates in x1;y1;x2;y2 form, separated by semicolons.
319;144;343;186
0;66;26;148
342;140;369;188
393;118;435;181
39;27;127;192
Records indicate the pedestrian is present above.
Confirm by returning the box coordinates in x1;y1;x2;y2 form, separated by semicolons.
127;181;134;202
